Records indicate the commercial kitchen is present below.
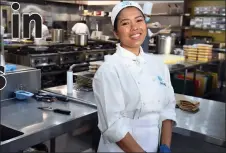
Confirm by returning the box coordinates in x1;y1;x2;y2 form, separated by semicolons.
0;0;225;152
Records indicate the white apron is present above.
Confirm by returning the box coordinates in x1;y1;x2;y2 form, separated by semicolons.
97;54;165;152
98;115;160;152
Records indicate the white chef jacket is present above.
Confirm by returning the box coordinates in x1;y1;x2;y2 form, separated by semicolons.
71;23;90;38
93;43;177;143
32;24;49;39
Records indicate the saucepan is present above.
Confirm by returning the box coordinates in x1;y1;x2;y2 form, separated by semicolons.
52;29;64;43
74;33;88;46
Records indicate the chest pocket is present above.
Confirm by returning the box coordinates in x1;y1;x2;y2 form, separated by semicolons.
140;74;169;112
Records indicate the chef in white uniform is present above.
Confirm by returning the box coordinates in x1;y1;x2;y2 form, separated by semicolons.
93;1;177;153
31;16;49;45
71;21;90;38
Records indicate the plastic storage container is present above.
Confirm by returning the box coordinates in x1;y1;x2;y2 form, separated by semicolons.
15;90;34;100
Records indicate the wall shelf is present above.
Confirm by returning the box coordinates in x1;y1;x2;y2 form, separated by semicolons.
146;13;190;17
149;26;190;30
193;14;226;17
82;14;110;17
188;27;225;31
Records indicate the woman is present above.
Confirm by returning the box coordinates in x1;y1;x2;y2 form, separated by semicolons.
93;1;177;152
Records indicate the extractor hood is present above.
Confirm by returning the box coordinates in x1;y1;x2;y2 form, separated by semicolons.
46;0;76;4
47;0;120;5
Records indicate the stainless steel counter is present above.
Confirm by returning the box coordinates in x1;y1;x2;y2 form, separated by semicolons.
45;85;96;106
1;65;41;101
168;59;220;73
0;96;97;152
45;85;226;147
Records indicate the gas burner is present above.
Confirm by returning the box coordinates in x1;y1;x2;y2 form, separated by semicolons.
56;46;83;53
94;44;103;49
102;43;116;49
83;46;91;50
8;46;58;55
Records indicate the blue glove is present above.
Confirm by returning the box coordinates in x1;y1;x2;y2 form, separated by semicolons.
159;144;171;153
5;64;16;72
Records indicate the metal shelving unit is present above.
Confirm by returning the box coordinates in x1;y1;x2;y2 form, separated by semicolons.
145;13;190;17
193;14;226;17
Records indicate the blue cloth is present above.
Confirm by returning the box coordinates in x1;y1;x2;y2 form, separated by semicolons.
5;64;16;72
145;17;151;22
159;144;171;153
141;32;149;53
142;18;150;53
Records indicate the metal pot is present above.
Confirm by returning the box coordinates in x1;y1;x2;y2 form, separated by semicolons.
74;33;88;46
156;33;176;54
52;29;64;43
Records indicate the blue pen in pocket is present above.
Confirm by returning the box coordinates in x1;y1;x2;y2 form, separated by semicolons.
157;76;166;86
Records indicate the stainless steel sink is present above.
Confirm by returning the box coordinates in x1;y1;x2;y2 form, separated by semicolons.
0;124;24;142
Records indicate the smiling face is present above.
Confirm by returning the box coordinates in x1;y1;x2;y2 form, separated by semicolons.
114;7;147;53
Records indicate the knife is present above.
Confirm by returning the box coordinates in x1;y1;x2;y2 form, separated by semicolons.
38;106;71;115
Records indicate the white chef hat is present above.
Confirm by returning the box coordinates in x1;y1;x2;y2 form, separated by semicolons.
111;1;144;26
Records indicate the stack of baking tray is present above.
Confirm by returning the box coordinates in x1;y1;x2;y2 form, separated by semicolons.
197;44;213;62
183;44;213;62
183;45;198;61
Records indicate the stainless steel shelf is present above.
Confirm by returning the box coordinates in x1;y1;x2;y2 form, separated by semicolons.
0;1;12;5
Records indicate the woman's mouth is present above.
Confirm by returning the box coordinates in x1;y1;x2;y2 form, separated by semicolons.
130;33;141;40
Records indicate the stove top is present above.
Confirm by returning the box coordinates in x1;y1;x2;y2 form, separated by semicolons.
6;42;116;55
56;46;83;53
7;46;58;55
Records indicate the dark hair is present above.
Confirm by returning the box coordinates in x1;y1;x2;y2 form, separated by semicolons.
78;20;86;24
113;7;145;32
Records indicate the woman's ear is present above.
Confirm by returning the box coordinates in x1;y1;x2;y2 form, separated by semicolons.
113;30;119;40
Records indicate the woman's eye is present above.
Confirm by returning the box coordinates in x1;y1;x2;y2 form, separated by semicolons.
122;22;129;26
137;19;143;22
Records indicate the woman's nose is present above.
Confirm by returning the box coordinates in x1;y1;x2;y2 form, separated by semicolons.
131;22;138;31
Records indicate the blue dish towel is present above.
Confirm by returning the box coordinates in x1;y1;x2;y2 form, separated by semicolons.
5;64;17;72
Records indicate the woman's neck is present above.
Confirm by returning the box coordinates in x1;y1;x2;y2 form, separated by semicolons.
120;43;140;56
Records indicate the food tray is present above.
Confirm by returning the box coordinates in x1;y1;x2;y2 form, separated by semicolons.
74;71;95;90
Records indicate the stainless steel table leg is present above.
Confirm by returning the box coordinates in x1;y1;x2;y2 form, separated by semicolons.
183;69;188;94
219;59;226;92
50;138;56;153
193;68;197;96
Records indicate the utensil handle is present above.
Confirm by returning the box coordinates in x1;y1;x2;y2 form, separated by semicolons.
53;109;71;115
56;96;69;102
